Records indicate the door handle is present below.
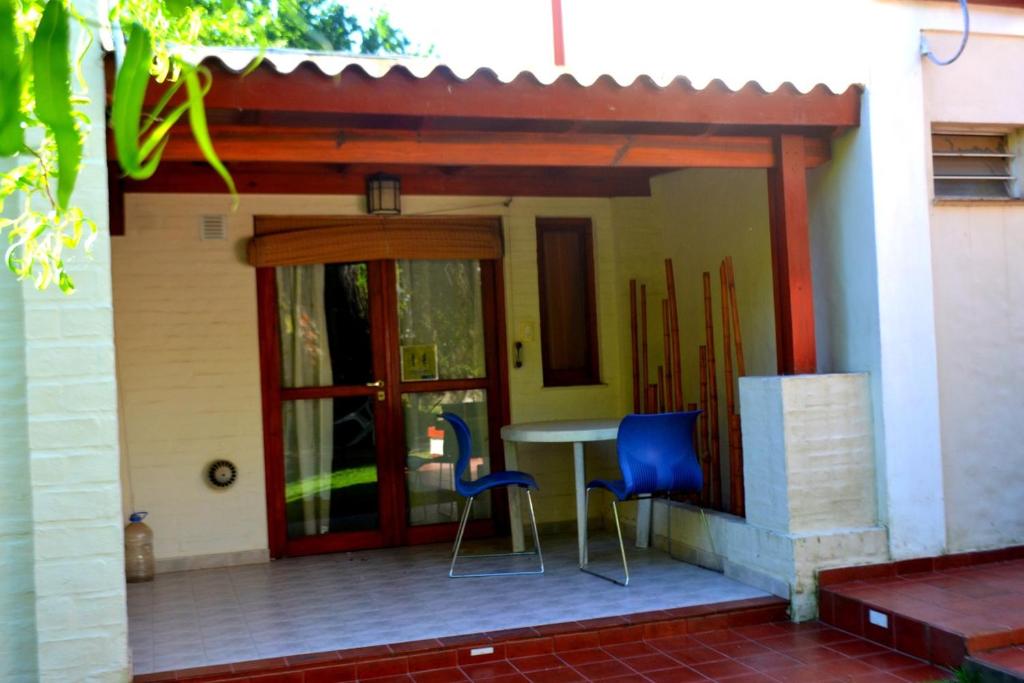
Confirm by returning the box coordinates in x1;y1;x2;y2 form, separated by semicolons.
366;380;385;388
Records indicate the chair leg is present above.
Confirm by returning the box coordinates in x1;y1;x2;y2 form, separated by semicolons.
612;499;630;586
448;489;544;578
579;488;630;587
525;489;544;574
449;495;474;575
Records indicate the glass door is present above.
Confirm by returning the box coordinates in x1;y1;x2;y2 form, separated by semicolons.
259;256;508;557
396;260;498;543
261;261;396;555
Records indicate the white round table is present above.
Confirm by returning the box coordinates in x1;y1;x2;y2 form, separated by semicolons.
501;418;652;565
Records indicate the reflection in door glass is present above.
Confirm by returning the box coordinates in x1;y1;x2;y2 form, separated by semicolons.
403;390;491;526
283;397;379;538
396;260;486;381
276;263;373;388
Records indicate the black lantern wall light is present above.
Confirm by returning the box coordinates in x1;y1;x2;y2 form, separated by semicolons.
366;174;401;215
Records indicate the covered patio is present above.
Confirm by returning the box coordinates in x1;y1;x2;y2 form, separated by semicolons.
109;49;879;679
128;534;772;675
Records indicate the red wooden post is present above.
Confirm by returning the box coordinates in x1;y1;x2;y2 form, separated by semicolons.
767;134;817;375
551;0;566;66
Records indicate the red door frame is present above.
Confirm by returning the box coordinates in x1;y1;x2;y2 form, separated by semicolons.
256;233;511;558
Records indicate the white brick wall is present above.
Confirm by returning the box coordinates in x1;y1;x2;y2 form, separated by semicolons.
742;374;877;534
0;246;39;682
0;2;131;677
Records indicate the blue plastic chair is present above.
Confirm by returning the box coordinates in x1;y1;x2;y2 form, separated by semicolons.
582;411;702;586
441;412;544;578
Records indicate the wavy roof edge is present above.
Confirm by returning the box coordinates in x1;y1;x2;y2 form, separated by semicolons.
175;46;862;97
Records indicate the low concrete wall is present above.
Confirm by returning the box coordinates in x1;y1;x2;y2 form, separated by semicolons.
627;373;889;620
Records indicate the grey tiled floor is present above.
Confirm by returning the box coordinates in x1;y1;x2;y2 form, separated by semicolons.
128;534;768;675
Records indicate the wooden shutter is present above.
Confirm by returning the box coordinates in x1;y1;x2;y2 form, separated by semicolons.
536;217;600;386
248;216;503;266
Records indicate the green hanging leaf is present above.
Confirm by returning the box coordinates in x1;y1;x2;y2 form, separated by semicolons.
112;24;196;181
0;0;22;156
32;0;81;210
183;64;237;203
111;24;161;179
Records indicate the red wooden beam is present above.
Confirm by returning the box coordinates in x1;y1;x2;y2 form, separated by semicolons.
767;135;817;375
139;125;831;169
119;162;656;197
129;59;861;130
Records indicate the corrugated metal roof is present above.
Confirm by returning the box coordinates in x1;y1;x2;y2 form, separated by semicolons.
176;46;857;96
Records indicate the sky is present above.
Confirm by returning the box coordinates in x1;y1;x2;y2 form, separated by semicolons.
340;0;557;67
334;0;867;93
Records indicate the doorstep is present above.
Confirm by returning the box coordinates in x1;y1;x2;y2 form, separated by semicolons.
818;549;1024;669
132;595;787;682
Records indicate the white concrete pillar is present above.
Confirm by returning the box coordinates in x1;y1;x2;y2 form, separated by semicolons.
862;2;947;559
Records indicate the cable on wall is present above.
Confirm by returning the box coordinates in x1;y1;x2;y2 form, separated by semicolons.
921;0;970;66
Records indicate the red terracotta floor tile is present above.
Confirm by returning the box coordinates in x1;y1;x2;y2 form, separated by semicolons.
557;649;613;666
459;660;519;681
602;642;656;658
891;663;954;681
618;652;678;673
858;650;927;671
689;658;757;679
733;651;802;672
570;659;636;680
692;628;748;646
669;644;729;665
717;673;777;683
509;655;564;673
642;667;708;683
410;669;470;683
523;667;585;683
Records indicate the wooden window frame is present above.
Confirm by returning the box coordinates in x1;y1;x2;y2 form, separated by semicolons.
535;217;601;387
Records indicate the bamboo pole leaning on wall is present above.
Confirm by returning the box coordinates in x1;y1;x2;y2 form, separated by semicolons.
662;299;673;411
698;346;710;505
725;257;746;376
702;271;721;509
724;257;746;516
665;259;684;410
641;284;649;413
657;366;666;413
720;261;742;516
630;279;640;413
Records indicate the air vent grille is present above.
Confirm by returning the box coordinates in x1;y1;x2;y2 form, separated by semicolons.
199;215;228;240
933;132;1015;199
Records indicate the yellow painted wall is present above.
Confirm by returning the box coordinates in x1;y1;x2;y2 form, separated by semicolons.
611;170;776;521
114;194;627;561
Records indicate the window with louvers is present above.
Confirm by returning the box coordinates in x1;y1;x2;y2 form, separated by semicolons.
933;132;1016;199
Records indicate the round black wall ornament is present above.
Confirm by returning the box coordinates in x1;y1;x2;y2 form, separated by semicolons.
207;460;238;489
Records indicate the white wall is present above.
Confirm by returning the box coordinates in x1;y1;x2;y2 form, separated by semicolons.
922;30;1024;552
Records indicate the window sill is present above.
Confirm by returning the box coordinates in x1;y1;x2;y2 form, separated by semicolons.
934;197;1024;206
541;382;608;390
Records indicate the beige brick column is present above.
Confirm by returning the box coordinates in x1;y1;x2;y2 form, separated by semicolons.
0;1;130;679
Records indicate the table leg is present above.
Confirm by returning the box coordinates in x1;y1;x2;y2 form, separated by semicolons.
573;441;586;566
505;440;525;552
635;496;652;548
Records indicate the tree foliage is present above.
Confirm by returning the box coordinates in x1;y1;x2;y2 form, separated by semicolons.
0;0;412;293
195;0;411;54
